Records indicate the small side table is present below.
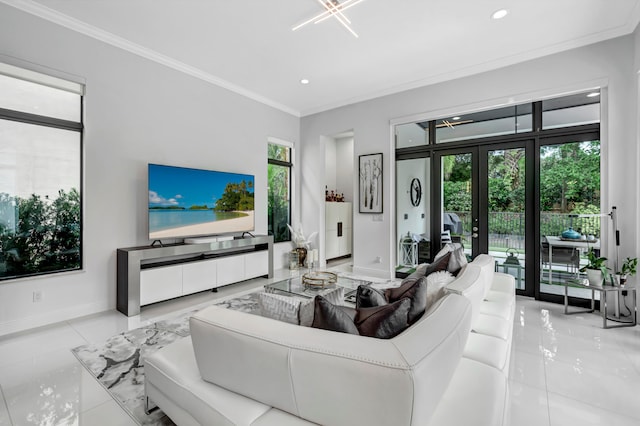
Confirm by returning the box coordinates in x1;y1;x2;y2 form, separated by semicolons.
563;279;637;329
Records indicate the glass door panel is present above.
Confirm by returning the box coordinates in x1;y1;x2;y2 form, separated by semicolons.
488;148;526;291
396;157;431;273
441;152;473;258
539;140;602;300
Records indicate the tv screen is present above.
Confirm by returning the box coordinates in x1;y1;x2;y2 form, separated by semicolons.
148;164;255;240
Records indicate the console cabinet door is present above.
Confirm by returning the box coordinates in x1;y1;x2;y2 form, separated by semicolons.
140;264;182;305
244;251;268;280
182;259;218;295
325;202;352;260
216;255;246;286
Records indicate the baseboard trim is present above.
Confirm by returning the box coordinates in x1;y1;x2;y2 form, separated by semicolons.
352;265;393;280
0;300;112;337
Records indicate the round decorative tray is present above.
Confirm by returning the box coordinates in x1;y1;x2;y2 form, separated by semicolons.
302;271;338;289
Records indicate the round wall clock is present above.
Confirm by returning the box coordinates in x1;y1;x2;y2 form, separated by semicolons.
410;178;422;207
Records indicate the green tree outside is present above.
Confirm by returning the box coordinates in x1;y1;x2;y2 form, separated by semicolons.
0;189;81;278
443;141;601;238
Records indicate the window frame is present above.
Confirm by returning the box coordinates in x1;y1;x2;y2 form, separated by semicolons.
267;141;293;243
0;67;84;281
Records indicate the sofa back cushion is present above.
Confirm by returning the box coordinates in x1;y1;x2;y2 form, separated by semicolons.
445;262;484;326
472;254;496;299
189;293;472;426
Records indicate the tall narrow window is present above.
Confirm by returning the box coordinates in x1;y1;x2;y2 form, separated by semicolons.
267;141;292;243
0;65;83;280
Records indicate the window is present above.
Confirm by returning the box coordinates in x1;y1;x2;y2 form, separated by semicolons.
435;104;532;144
0;65;83;280
268;141;292;243
542;91;600;129
395;122;429;148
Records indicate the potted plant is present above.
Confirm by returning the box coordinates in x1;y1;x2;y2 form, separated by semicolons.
619;257;638;285
579;248;608;286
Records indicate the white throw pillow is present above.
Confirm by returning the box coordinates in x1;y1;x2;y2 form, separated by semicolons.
448;247;468;275
426;270;456;307
259;286;345;327
259;292;304;325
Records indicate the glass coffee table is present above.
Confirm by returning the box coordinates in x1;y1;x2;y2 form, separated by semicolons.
264;272;371;303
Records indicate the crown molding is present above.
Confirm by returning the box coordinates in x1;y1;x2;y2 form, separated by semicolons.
300;14;640;117
0;0;301;117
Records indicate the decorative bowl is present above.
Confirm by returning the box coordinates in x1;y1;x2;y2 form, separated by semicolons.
561;228;581;239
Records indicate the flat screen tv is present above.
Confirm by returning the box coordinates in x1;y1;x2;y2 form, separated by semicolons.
148;163;255;240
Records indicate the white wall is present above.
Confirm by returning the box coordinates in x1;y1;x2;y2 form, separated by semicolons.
0;4;299;335
324;139;337;193
335;136;354;202
324;136;354;202
396;158;429;264
301;34;637;278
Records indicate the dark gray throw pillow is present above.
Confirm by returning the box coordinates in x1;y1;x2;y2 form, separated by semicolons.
354;298;411;339
424;251;451;275
355;284;387;309
384;276;428;324
311;296;359;335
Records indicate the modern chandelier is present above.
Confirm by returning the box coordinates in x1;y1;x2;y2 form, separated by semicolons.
292;0;366;38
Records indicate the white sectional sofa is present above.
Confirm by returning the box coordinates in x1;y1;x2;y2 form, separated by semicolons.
144;254;515;426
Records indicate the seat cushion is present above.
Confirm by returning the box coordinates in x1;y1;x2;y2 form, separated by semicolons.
480;300;514;321
250;408;317;425
463;332;509;373
472;314;512;341
145;337;272;426
485;289;514;306
427;358;509;426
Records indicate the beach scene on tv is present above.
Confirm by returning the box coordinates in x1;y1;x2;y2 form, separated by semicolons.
148;164;254;239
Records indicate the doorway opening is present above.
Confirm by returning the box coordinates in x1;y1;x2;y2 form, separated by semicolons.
324;130;354;268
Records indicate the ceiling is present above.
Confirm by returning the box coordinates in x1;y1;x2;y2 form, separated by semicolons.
4;0;640;117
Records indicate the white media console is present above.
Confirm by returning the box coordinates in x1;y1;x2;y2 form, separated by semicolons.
117;235;273;316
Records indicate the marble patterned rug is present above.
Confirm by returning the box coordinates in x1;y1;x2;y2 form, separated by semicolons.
71;273;399;425
71;293;262;425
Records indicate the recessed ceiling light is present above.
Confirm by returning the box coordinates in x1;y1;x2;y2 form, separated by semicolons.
491;9;508;20
587;92;600;98
300;79;310;85
452;116;461;120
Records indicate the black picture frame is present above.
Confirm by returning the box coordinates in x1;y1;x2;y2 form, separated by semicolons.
359;153;383;213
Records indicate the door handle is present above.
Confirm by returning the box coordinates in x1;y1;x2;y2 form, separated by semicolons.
472;233;479;238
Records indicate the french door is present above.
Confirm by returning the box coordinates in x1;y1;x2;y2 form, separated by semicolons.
434;141;534;296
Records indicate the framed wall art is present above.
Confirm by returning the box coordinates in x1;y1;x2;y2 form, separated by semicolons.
359;153;383;213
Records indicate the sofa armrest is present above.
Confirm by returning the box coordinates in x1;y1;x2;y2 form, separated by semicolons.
491;272;515;293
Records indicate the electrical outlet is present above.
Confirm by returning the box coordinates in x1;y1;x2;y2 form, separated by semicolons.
33;290;43;303
622;290;628;296
375;256;382;263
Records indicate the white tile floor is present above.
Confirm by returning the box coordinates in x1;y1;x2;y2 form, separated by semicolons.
0;271;639;425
